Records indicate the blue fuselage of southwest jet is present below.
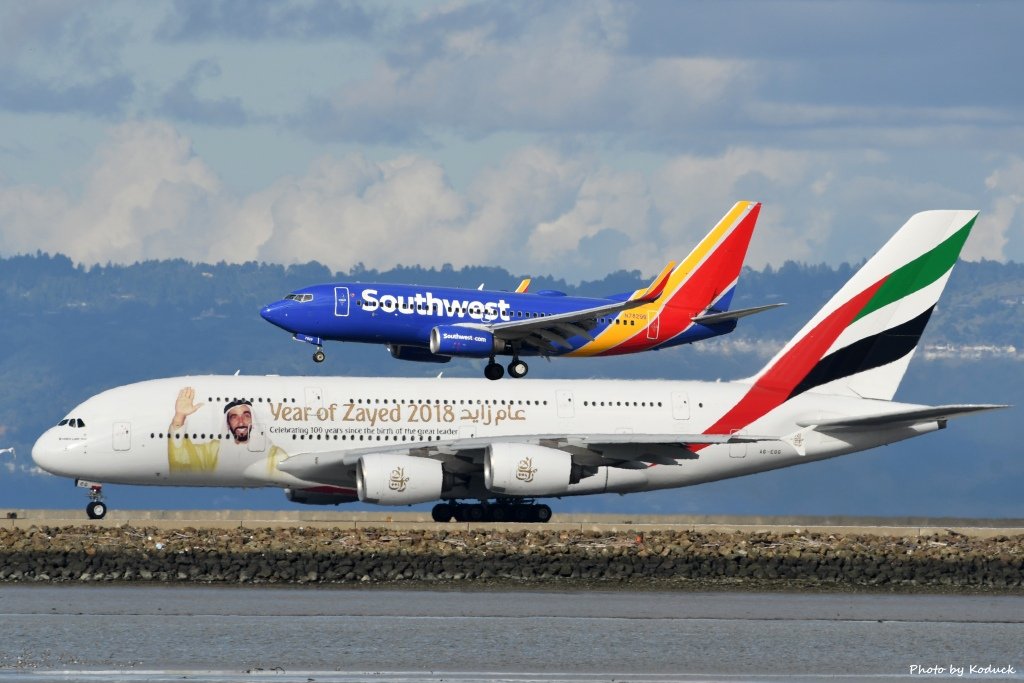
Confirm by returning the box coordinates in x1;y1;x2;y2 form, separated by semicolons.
260;282;736;360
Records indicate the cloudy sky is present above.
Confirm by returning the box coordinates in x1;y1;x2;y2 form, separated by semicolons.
1;0;1022;281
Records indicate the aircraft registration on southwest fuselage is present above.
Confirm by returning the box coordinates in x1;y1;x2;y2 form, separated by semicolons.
260;201;782;379
34;209;1005;521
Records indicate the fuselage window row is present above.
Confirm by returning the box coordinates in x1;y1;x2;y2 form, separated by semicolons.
580;401;664;408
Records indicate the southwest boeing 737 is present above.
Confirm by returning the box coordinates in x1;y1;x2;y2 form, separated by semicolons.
260;201;781;379
34;209;1004;521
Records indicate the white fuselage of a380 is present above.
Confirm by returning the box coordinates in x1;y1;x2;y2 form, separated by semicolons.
31;375;946;506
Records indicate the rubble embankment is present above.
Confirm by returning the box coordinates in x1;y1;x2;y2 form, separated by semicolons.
1;525;1022;591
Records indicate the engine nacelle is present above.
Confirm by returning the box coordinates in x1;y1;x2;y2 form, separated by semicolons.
285;487;358;506
429;326;503;357
387;344;451;364
357;454;443;505
484;442;578;496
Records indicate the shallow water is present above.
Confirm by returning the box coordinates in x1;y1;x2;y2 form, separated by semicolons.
0;586;1021;681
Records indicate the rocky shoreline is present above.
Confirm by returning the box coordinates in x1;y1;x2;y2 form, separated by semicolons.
2;525;1022;591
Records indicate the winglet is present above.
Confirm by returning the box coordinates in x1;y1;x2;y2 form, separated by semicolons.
515;278;531;293
631;262;676;303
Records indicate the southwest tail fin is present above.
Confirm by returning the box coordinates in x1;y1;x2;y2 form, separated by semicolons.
748;209;979;401
658;201;762;319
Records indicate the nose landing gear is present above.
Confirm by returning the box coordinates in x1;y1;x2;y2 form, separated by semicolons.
312;348;325;363
79;481;108;519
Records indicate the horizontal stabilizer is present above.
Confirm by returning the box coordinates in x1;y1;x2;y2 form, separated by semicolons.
797;404;1008;430
692;302;785;325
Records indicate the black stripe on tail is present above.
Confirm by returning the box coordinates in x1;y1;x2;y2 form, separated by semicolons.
788;306;934;400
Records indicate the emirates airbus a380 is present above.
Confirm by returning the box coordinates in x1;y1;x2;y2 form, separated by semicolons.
33;209;1004;521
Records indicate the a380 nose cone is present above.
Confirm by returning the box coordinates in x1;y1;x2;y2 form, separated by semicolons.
31;429;62;476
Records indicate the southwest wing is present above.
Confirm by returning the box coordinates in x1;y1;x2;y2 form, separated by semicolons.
456;262;675;353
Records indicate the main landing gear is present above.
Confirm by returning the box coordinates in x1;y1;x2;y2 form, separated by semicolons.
484;356;529;380
80;482;107;519
431;501;552;523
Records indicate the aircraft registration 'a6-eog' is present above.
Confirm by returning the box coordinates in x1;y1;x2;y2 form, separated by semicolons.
34;210;1005;521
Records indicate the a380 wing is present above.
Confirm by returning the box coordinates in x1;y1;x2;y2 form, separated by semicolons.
276;431;769;484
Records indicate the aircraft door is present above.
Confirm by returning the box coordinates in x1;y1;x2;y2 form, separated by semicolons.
671;392;690;420
729;430;747;458
112;422;131;451
334;287;350;317
556;390;575;418
647;312;660;340
305;387;323;408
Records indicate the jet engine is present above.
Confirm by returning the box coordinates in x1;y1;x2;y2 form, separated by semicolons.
357;454;443;505
484;442;583;496
387;344;451;364
429;326;504;357
285;487;359;506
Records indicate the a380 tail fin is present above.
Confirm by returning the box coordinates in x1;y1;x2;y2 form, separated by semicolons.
749;209;979;401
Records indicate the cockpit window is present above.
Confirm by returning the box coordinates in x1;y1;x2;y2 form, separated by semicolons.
76;419;86;428
58;418;86;428
58;419;69;426
284;293;314;302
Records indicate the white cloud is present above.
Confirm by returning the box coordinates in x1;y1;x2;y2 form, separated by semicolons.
968;157;1024;262
301;3;756;144
252;154;467;270
1;122;1020;281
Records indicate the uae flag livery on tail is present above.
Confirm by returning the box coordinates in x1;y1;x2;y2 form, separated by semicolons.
706;210;979;437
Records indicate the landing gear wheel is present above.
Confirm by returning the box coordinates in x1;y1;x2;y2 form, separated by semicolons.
467;504;485;522
534;504;552;523
312;349;326;363
431;503;453;523
508;359;529;378
86;501;107;520
484;362;505;381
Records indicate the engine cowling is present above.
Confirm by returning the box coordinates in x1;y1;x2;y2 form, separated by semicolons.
357;454;443;505
285;487;358;506
387;344;451;364
429;326;503;357
484;442;577;496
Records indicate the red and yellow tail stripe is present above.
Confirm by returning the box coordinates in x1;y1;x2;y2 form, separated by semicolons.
566;201;761;357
